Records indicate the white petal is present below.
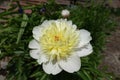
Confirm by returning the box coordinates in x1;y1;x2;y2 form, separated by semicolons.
30;50;40;59
43;61;62;75
28;39;40;49
76;43;93;57
78;29;92;48
59;55;81;73
32;26;42;41
37;54;48;64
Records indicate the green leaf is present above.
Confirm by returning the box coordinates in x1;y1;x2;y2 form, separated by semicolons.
16;14;28;44
30;72;42;77
77;71;88;80
83;70;92;80
40;74;47;80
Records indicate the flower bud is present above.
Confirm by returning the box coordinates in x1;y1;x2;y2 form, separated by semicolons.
61;9;70;18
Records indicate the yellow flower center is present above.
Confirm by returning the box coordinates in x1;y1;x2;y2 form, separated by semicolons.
54;36;60;41
39;21;79;61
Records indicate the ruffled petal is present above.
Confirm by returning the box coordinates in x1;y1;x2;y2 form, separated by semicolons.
32;26;42;41
43;61;62;75
76;43;93;57
59;55;81;73
30;50;40;59
78;29;92;48
37;54;48;64
28;39;40;49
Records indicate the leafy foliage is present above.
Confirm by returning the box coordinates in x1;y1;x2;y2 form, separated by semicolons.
0;1;115;80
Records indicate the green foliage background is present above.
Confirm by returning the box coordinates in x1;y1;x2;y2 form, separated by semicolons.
0;1;115;80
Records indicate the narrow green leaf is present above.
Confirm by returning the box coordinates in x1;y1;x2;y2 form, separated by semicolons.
0;38;7;46
16;14;28;44
77;71;89;80
30;72;42;77
83;70;92;80
40;74;47;80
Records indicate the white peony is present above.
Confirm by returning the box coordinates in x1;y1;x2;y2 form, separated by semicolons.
29;19;93;75
61;9;70;18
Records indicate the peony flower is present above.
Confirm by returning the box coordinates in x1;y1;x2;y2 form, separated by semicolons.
61;9;70;18
29;19;93;75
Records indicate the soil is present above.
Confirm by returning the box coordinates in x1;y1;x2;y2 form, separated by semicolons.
99;17;120;79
